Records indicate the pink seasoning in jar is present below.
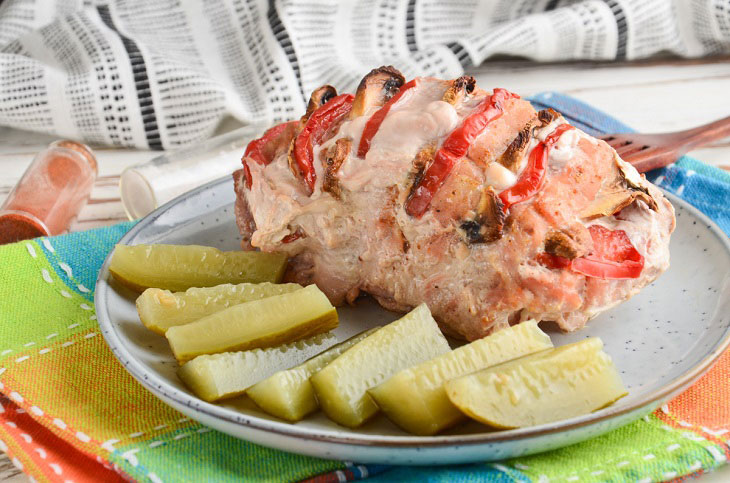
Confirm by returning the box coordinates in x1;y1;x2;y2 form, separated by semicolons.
0;140;97;245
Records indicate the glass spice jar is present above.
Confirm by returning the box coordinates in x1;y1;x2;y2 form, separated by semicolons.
0;140;98;245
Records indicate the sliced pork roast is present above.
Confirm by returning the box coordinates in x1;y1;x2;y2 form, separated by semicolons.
233;66;675;340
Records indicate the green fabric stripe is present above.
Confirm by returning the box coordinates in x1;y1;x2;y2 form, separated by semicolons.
38;222;135;300
0;241;95;360
511;414;723;481
109;426;345;482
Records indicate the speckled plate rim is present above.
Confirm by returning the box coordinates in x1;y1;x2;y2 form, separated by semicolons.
95;176;730;449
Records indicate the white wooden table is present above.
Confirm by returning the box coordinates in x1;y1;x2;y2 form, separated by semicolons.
0;57;729;481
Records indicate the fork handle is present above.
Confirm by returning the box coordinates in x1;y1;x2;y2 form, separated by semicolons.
671;115;730;155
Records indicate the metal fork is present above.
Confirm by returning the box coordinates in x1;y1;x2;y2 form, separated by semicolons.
601;116;730;173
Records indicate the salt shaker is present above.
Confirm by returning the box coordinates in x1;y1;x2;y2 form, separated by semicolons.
0;140;98;244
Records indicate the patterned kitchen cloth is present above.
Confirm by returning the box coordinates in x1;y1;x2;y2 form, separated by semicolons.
1;0;730;150
0;93;729;483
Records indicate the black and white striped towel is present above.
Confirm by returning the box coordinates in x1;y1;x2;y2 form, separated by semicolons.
1;0;728;150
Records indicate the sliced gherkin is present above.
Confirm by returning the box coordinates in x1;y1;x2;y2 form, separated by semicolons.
109;244;287;292
310;304;451;428
369;320;553;435
166;284;338;363
137;282;302;335
445;337;627;429
247;328;379;422
178;332;337;402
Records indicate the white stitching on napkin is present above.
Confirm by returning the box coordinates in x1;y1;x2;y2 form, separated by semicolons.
121;449;140;467
41;269;53;284
26;244;37;258
101;439;119;452
58;263;73;278
42;240;55;253
706;446;727;463
76;431;91;443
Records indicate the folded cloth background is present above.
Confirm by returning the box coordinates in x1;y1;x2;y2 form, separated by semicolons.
1;0;730;150
0;93;728;482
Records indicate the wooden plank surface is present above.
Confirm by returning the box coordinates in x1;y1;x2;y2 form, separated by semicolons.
0;57;729;481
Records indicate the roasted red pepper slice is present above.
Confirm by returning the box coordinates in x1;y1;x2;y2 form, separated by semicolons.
245;121;297;166
242;160;253;189
242;121;297;189
293;94;354;192
539;225;644;279
281;228;305;244
357;79;418;158
405;88;519;218
499;123;574;211
535;252;572;270
571;225;644;279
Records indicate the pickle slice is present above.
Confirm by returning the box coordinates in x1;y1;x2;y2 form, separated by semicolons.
109;244;287;292
166;284;338;363
368;320;553;435
178;332;337;402
137;282;303;335
247;328;379;422
445;337;627;429
310;304;450;428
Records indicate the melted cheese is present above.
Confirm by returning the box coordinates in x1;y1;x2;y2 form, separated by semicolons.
484;162;517;191
337;81;462;192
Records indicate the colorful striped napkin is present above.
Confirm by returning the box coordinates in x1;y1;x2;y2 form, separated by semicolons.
0;94;728;482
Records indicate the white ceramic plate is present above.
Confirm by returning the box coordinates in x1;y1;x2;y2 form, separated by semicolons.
95;176;730;465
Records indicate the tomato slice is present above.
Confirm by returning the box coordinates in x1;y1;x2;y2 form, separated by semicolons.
242;121;298;189
571;225;644;279
357;79;419;158
245;121;297;166
293;94;354;192
538;225;644;279
281;229;305;243
499;123;574;211
242;159;253;189
405;88;518;218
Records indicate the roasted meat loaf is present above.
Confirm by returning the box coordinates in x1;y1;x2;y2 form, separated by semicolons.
234;66;675;340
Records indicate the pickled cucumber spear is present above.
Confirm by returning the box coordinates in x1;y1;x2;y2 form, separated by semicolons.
178;332;337;402
310;304;450;428
247;328;379;422
369;320;553;435
109;244;287;292
166;284;338;363
445;337;627;429
137;282;302;335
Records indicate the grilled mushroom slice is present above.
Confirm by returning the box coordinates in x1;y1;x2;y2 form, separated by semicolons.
350;66;405;118
323;138;352;199
580;154;658;220
544;226;592;260
442;75;476;106
460;186;505;244
537;108;560;126
300;85;338;128
287;85;339;181
497;119;537;172
497;109;560;172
